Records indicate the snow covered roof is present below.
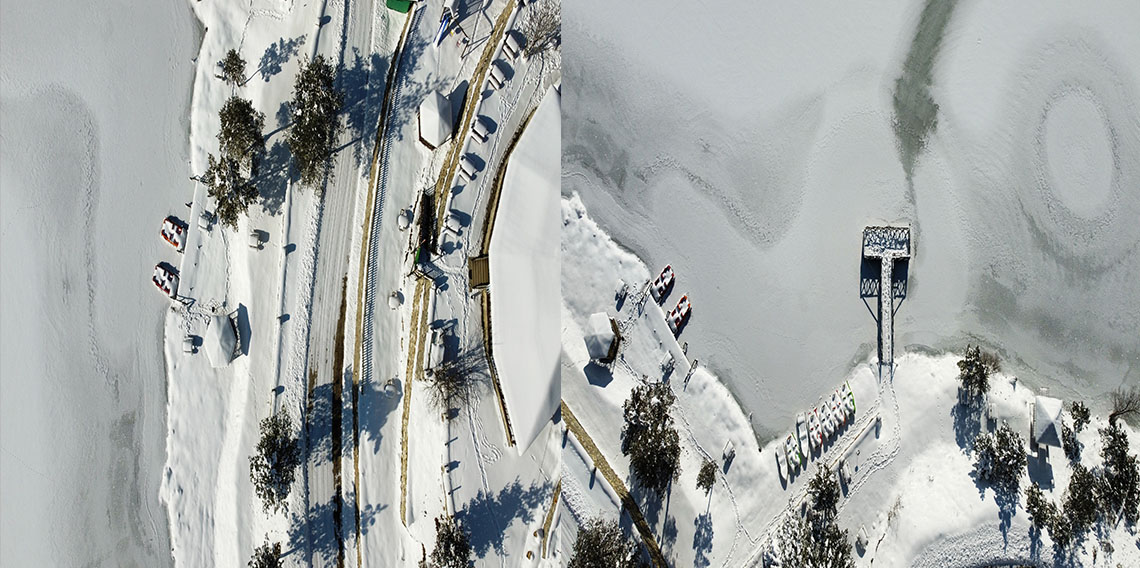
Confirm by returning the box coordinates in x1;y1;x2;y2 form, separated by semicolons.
1033;395;1063;447
418;90;453;149
205;315;237;368
584;312;616;360
489;86;560;453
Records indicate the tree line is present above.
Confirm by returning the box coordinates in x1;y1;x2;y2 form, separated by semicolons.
206;48;344;230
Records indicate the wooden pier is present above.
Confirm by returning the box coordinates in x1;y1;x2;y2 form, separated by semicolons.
862;226;911;377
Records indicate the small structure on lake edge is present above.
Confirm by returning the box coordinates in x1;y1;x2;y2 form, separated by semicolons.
862;225;911;377
584;312;621;363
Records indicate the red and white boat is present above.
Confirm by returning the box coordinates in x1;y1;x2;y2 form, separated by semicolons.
153;263;179;298
666;295;691;333
161;216;187;252
649;264;675;302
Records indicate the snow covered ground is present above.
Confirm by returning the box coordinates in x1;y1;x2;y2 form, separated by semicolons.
1;1;198;565
561;193;1140;567
559;1;1140;565
562;0;1140;442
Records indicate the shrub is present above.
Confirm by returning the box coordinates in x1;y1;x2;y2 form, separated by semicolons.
568;517;644;568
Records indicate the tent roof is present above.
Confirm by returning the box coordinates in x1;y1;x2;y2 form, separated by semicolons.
418;90;453;148
205;315;237;368
1033;395;1063;447
584;312;615;360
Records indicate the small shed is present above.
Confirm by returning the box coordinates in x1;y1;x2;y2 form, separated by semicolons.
468;255;490;289
418;90;454;149
1032;395;1064;447
583;312;620;363
205;314;237;368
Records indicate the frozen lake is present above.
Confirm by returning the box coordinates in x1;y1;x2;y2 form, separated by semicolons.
1;0;198;565
562;0;1140;441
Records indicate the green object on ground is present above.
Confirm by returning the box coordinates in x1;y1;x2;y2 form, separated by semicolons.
386;0;412;13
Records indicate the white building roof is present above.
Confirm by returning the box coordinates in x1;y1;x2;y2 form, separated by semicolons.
1033;395;1063;447
205;315;237;368
418;90;453;149
584;312;615;360
489;86;560;453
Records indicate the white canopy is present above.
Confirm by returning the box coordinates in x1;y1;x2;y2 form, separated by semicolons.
488;87;560;453
584;312;616;361
205;315;237;368
1033;395;1063;447
418;90;453;149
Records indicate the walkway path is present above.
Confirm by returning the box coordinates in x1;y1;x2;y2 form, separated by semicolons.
560;401;667;568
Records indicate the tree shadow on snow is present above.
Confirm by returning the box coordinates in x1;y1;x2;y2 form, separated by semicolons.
969;471;1020;544
454;478;553;558
693;512;714;568
358;373;402;454
257;36;306;82
305;380;350;468
255;139;293;216
337;48;391;168
286;495;383;564
952;397;983;454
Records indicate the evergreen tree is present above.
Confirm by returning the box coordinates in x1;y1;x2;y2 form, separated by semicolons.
1099;423;1140;525
808;464;841;518
696;458;717;495
288;55;343;188
621;382;681;494
248;539;282;568
428;515;472;568
956;345;992;399
567;517;644;568
249;411;301;513
218;96;265;168
202;153;258;229
220;48;246;87
1064;463;1099;537
1024;481;1055;531
972;422;1026;491
1070;400;1090;433
1061;422;1081;463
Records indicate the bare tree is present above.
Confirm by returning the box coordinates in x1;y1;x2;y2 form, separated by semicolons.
1109;385;1140;426
520;0;560;58
424;348;487;413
